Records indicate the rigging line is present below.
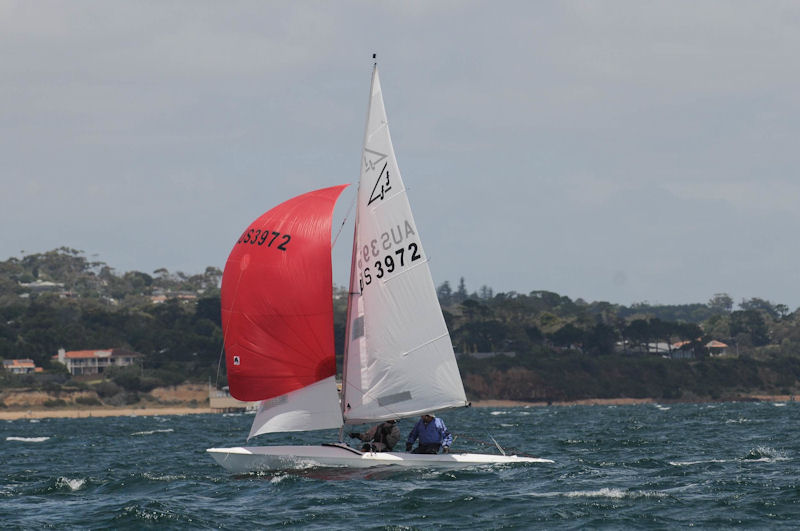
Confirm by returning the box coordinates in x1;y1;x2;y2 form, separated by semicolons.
214;265;246;389
489;434;506;456
332;183;357;247
452;433;540;458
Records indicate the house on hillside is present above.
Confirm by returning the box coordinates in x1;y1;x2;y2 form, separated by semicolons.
669;340;695;360
53;348;142;376
2;358;42;374
706;340;729;357
18;280;64;292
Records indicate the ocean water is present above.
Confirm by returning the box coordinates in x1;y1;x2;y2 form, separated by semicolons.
2;402;800;529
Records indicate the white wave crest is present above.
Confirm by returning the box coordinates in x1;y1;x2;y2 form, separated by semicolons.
669;458;728;466
529;488;664;499
743;446;788;462
6;436;50;442
725;417;752;424
56;477;85;491
490;411;507;415
131;428;174;436
143;472;186;481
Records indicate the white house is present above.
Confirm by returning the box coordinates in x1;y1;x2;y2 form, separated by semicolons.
2;358;40;374
53;348;142;376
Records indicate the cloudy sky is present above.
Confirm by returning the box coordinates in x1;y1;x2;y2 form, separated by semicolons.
2;1;799;307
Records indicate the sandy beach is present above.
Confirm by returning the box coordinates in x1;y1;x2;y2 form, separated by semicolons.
0;406;214;421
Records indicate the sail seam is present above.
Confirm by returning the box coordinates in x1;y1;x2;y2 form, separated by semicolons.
368;186;407;212
402;332;450;357
382;258;429;284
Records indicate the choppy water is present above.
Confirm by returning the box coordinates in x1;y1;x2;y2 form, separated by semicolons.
2;402;800;528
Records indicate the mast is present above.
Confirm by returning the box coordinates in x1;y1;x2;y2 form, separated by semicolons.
341;55;378;417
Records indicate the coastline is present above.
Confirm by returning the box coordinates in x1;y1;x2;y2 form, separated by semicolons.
470;394;797;408
1;394;796;421
0;406;213;421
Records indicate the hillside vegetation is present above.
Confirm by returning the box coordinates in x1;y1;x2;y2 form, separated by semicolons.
2;248;800;405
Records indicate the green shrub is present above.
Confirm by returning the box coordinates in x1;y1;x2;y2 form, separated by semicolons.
104;391;140;406
44;399;66;408
94;381;122;398
75;396;102;406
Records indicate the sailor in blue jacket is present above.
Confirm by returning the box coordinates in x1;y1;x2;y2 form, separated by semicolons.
405;414;453;454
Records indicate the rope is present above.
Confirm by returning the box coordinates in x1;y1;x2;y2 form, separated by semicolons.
214;265;246;389
332;184;357;247
451;433;541;459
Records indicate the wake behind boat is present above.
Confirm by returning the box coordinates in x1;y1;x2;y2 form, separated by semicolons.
207;60;552;472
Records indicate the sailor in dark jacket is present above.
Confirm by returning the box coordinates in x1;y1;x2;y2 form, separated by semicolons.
349;419;401;452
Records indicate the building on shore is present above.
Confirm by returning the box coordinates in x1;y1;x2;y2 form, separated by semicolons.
2;358;42;374
53;348;142;376
208;385;257;412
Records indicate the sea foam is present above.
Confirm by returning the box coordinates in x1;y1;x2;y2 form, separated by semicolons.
6;436;50;442
131;428;174;436
55;477;85;491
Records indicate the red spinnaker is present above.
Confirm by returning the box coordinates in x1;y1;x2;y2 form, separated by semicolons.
221;185;348;402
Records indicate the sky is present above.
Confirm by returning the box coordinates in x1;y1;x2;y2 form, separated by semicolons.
2;1;800;308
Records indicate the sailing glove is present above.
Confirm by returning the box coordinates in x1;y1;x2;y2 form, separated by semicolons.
405;442;413;451
442;446;449;454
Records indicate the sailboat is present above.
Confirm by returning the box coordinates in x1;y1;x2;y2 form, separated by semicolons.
207;63;552;472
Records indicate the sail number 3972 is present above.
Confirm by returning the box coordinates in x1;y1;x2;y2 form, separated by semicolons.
236;228;291;251
359;243;421;291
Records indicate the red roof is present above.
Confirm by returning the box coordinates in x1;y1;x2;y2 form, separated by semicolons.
3;359;36;368
67;350;109;359
705;340;728;348
52;349;142;360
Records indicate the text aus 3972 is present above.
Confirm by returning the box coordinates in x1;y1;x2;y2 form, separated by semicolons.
358;220;421;291
236;228;291;250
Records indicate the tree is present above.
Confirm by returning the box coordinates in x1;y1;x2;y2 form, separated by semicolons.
455;277;468;303
624;319;651;351
437;281;453;306
730;310;769;347
548;323;584;350
708;293;734;314
584;322;618;356
739;297;779;319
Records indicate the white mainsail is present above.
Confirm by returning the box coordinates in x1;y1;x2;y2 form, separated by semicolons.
341;65;468;424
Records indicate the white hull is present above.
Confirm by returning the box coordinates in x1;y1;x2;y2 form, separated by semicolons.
207;444;553;473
